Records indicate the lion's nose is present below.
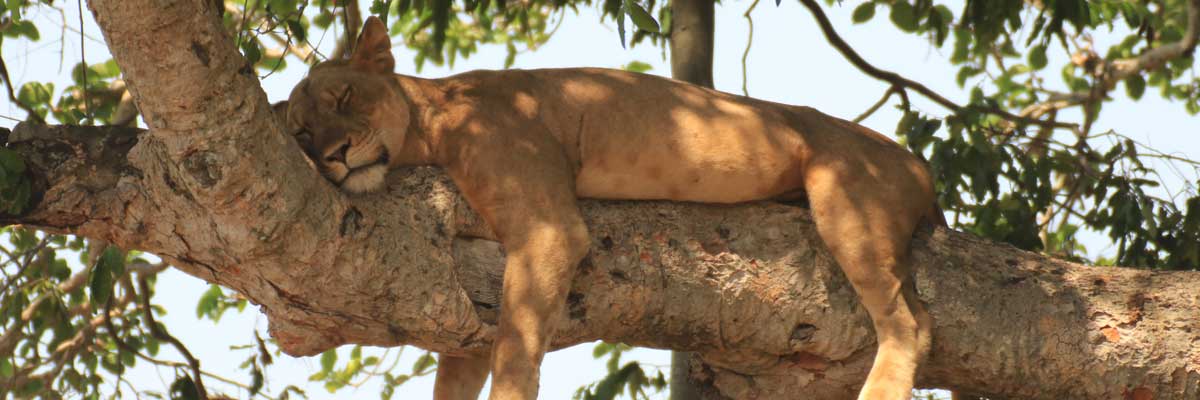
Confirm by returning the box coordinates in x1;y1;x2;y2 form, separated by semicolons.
325;143;349;164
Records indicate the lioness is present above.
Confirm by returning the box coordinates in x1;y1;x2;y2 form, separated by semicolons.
284;16;942;400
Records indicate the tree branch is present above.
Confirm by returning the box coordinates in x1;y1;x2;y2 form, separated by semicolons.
329;0;362;61
5;121;1200;399
1019;0;1200;119
795;0;1077;130
852;86;897;123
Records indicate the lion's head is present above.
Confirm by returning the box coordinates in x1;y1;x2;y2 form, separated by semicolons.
283;16;408;193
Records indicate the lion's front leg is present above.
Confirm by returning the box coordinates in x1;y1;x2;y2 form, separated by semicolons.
487;219;590;400
443;127;591;400
434;354;490;400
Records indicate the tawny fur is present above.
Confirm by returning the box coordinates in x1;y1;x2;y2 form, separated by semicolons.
284;16;941;400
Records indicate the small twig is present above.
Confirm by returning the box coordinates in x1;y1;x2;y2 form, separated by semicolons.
329;0;363;60
78;0;92;124
895;87;911;112
137;276;208;400
740;0;761;96
0;254;36;296
853;86;897;123
0;238;53;295
236;0;255;46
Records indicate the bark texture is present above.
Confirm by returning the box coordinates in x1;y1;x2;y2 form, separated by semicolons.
1;1;1197;398
6;122;1200;399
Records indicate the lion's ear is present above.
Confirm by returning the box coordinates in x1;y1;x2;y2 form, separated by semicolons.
350;16;395;74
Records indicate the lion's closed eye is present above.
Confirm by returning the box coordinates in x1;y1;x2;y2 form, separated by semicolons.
335;85;353;113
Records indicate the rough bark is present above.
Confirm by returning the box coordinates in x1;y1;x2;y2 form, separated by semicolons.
6;121;1200;399
1;1;1197;398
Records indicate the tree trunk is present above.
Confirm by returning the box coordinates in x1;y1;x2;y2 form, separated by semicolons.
667;0;716;396
668;0;714;88
2;1;1197;398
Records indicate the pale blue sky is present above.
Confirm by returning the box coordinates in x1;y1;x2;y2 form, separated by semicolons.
2;0;1197;399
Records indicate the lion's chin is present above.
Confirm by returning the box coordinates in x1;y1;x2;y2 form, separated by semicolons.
340;164;389;193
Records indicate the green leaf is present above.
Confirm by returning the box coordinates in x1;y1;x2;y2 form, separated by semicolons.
1028;44;1048;70
592;342;613;358
98;246;125;277
249;366;264;396
0;357;12;377
504;42;517;69
17;82;52;107
320;349;337;373
169;376;199;400
1124;74;1145;100
241;40;262;66
0;147;25;176
89;254;114;305
1183;197;1200;231
621;61;653;73
195;285;221;319
10;20;39;40
286;19;307;42
927;6;948;45
956;66;982;87
146;337;160;356
889;1;918;32
268;0;297;13
94;59;121;78
852;2;875;23
313;12;335;29
369;0;389;16
590;362;640;400
412;352;436;375
346;358;363;376
625;0;659;33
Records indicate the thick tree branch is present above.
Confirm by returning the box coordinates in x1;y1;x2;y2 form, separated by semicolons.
4;121;1200;399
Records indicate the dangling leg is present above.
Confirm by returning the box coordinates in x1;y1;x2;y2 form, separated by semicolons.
434;354;490;400
485;217;589;400
806;168;933;400
446;135;591;400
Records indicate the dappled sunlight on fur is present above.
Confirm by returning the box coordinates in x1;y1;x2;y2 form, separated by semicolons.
281;15;943;400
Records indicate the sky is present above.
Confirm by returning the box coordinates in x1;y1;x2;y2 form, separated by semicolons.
2;0;1198;399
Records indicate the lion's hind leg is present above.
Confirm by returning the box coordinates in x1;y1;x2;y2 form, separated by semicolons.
804;166;933;400
434;353;490;400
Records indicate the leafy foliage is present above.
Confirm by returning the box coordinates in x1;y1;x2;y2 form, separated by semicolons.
574;342;667;400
